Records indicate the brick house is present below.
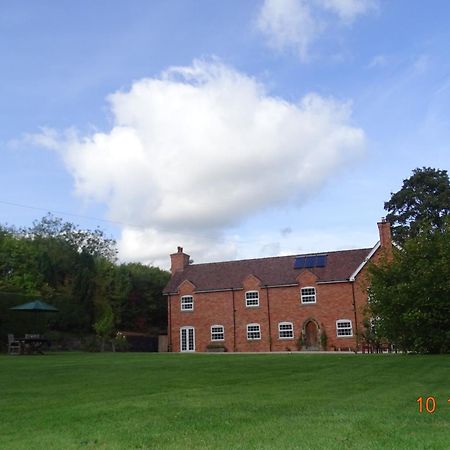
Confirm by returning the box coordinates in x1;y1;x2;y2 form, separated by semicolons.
163;220;392;352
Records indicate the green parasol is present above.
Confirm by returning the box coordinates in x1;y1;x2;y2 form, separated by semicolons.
10;300;59;312
10;300;59;335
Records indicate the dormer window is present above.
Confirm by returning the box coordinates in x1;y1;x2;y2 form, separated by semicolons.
301;287;316;304
180;295;194;311
245;291;259;307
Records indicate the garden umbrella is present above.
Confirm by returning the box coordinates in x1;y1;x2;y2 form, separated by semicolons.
10;300;58;334
10;300;58;312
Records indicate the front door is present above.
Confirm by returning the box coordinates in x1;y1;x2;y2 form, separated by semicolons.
180;327;195;352
305;321;319;350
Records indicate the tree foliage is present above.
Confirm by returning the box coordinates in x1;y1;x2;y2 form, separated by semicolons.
368;221;450;353
0;228;43;294
385;167;450;245
93;305;115;352
27;213;118;261
0;215;170;350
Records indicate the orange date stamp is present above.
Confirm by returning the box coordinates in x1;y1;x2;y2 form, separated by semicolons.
416;396;450;413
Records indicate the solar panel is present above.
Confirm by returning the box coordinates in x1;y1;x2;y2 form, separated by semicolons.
294;254;327;269
304;256;316;268
316;255;327;267
294;257;306;269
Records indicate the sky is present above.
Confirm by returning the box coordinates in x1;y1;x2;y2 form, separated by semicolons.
1;0;450;269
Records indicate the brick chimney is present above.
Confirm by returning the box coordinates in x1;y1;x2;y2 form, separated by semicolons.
377;218;393;258
170;246;190;274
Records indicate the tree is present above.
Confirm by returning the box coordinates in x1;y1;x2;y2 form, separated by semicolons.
119;263;170;333
368;221;450;353
0;214;170;348
27;214;117;262
385;167;450;245
93;305;115;352
0;227;44;295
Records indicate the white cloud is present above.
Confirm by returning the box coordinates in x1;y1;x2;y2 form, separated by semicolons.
257;0;319;61
257;0;378;60
36;60;365;268
118;227;239;268
9;127;72;151
318;0;377;23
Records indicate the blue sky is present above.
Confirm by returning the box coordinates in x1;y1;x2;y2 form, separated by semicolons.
1;1;449;268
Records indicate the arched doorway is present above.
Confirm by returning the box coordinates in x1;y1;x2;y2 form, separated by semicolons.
304;320;319;350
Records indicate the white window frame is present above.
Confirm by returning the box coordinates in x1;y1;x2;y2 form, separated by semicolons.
301;287;316;304
336;319;353;337
211;325;225;341
180;326;195;352
278;322;294;339
245;291;259;307
180;295;194;311
247;323;261;340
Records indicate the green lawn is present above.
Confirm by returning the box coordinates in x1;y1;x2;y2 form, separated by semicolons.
0;353;449;449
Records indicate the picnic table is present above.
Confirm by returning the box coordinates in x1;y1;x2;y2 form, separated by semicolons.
17;336;50;355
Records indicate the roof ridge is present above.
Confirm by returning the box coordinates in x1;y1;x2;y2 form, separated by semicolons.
187;247;373;268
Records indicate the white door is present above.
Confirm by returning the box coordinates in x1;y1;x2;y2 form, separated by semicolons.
180;327;195;352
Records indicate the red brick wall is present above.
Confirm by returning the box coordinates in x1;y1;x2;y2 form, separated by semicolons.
168;267;373;353
169;280;236;352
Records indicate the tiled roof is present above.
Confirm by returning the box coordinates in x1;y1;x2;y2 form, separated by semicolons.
163;247;374;294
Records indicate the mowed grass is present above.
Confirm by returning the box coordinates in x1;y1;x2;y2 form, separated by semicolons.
0;353;449;449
